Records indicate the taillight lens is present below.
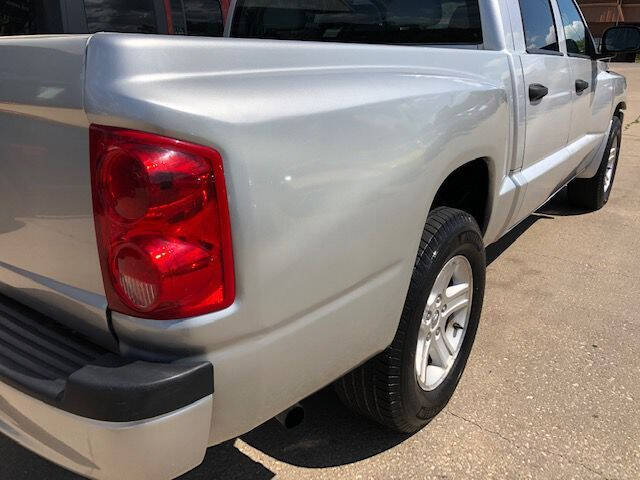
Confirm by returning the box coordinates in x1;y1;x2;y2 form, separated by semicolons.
90;125;234;319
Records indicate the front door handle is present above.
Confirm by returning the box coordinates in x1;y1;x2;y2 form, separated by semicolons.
575;79;589;93
529;83;549;102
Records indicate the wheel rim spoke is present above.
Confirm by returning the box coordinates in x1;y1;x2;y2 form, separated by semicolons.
430;261;455;302
429;333;452;367
415;323;431;385
604;136;618;193
443;284;470;318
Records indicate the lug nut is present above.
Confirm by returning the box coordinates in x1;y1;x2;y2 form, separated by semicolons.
426;332;432;341
442;305;447;313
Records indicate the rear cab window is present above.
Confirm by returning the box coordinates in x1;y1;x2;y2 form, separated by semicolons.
1;0;225;37
230;0;483;46
169;0;224;36
83;0;224;35
0;0;63;35
83;0;158;34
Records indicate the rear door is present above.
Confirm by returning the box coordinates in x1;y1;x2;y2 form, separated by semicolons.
510;0;573;223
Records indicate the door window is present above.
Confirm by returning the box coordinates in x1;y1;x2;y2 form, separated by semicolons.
231;0;483;46
556;0;589;56
84;0;158;34
517;0;559;54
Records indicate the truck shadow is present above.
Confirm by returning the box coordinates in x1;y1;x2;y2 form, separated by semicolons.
178;440;276;480
184;387;410;479
536;186;592;217
487;186;593;265
486;213;546;266
240;388;411;468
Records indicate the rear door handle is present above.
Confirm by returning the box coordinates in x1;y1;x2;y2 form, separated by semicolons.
529;83;549;102
575;79;589;93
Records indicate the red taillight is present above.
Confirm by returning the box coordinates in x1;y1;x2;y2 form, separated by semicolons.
90;125;234;319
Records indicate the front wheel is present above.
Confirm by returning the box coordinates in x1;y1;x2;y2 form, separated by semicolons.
335;207;486;433
567;116;622;211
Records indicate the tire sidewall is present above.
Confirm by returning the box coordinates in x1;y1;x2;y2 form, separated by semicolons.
400;215;485;430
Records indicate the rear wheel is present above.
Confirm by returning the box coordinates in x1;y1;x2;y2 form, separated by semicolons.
335;207;486;433
567;116;622;211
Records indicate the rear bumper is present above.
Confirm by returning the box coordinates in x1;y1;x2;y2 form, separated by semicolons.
0;294;214;479
0;383;212;480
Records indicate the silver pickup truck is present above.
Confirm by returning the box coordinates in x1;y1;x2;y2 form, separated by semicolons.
0;0;636;478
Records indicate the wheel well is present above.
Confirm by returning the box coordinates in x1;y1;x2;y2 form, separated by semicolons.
614;102;626;122
431;159;489;233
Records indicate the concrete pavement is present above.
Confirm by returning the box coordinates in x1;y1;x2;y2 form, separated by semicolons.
2;64;640;480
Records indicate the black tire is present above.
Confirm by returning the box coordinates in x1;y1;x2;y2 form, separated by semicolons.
334;207;486;433
567;116;622;211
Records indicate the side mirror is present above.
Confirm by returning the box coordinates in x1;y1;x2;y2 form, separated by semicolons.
601;26;640;55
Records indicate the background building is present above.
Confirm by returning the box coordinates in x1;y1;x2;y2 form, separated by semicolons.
578;0;640;59
578;0;640;37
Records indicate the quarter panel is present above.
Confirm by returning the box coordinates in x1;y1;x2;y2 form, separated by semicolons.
85;34;513;442
86;35;512;351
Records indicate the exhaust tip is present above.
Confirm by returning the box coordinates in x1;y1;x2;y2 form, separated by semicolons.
275;403;305;429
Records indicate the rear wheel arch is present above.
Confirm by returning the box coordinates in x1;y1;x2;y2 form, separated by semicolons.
430;158;492;235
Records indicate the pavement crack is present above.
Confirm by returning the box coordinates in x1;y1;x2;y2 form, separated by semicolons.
624;114;640;131
445;410;609;479
446;410;514;445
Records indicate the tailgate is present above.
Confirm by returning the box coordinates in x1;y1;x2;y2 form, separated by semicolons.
0;35;111;347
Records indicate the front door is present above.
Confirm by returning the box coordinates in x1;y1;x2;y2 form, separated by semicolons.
556;0;611;163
